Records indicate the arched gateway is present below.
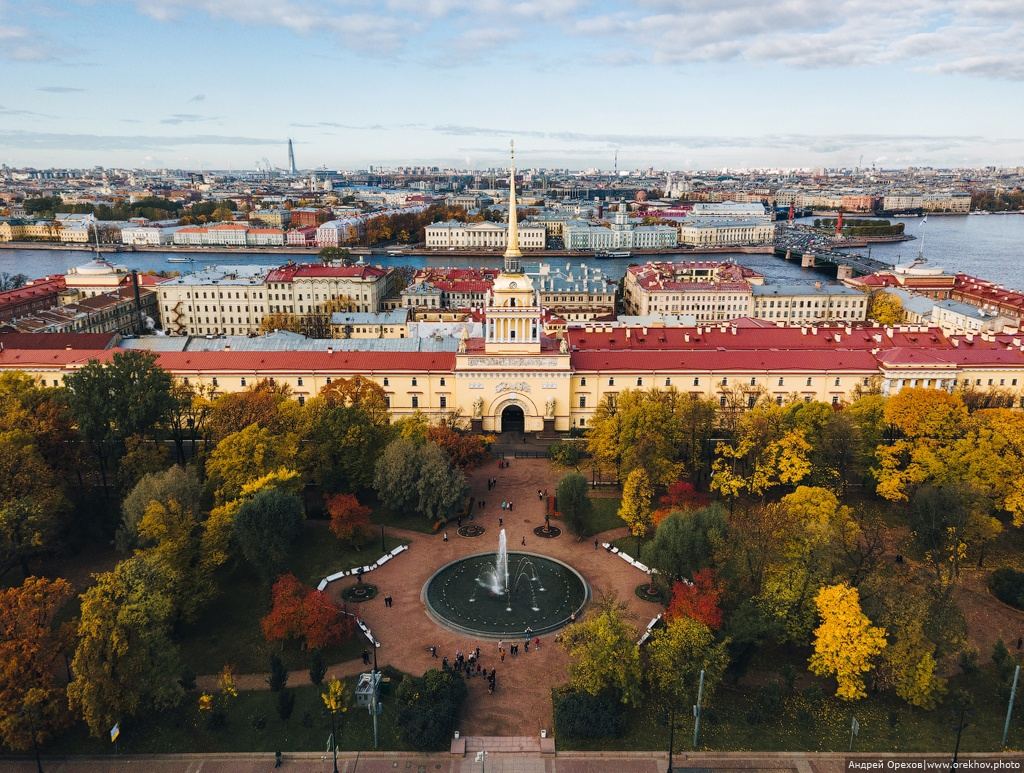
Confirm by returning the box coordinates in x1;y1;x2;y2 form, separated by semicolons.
500;404;525;433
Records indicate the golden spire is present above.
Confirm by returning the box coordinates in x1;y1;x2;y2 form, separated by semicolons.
503;139;523;271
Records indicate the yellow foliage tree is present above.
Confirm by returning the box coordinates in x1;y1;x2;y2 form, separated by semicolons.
205;424;300;504
809;584;886;700
619;468;654;552
560;602;642;705
646;616;728;708
867;291;903;326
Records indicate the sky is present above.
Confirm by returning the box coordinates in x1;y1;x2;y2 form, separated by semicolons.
1;0;1023;172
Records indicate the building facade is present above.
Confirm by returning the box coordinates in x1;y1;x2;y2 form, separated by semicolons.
677;219;775;246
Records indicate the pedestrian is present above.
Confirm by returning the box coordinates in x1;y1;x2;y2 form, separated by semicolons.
458;516;462;527
362;649;370;665
521;536;526;546
431;646;438;658
275;750;283;768
538;489;542;499
500;649;505;662
509;501;513;511
535;636;540;649
498;639;503;651
499;517;503;527
594;539;599;550
475;646;481;659
443;656;449;669
1018;637;1023;650
524;639;530;653
443;531;448;542
502;501;506;510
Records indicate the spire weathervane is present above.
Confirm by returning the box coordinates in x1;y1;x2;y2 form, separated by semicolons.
503;139;523;272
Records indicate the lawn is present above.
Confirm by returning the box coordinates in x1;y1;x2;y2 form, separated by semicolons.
368;498;438;534
40;674;417;756
588;496;625;536
558;666;1024;753
177;521;407;677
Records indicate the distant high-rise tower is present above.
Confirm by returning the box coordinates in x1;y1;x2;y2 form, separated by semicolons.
287;138;297;175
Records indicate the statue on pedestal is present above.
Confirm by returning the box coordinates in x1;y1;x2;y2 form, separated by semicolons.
545;397;555;418
559;337;569;353
472;396;484;418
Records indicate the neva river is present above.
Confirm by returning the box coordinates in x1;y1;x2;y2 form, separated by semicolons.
1;214;1022;291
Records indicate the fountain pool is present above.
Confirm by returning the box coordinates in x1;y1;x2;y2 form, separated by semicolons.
423;530;588;638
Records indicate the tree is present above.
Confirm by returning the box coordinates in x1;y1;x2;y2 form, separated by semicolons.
374;438;422;513
63;350;174;494
117;465;202;554
261;574;307;642
549;440;583;470
325;493;374;549
587;390;684;485
556;472;593;539
261;574;354;650
0;431;71;577
232;488;305;581
258;312;305;335
619;468;653;555
560;599;642;705
309;651;327;686
166;380;214;464
0;271;28;291
416;442;470;524
395;669;467;750
654;480;708;525
207;379;298;444
68;557;183;736
317;247;349;265
642;505;726;585
0;577;74;750
268;653;288;692
809;584;887;701
205;424;300;504
306;403;389;494
425;423;490;470
867;291;903;325
665;568;724;630
646;616;728;709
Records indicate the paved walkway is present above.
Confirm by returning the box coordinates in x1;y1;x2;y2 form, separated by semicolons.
201;458;656;737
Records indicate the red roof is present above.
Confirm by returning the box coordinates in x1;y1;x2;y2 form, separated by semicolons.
265;263;388;282
571;349;878;373
0;275;66;305
0;332;119;350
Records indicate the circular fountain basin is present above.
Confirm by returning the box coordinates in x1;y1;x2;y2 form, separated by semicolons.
423;551;589;639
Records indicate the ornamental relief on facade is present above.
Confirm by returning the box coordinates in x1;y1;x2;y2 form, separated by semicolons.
495;381;531;394
465;357;560;368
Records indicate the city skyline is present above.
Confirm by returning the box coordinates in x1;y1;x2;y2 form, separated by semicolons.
1;1;1023;170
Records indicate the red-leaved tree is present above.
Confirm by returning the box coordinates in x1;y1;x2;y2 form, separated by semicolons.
261;573;354;649
325;493;374;549
665;568;724;630
653;481;710;526
425;424;490;469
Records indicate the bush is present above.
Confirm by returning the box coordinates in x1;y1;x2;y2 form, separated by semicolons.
988;568;1024;609
250;709;267;731
277;688;296;721
309;651;327;687
395;668;467;750
553;689;625;739
268;653;288;692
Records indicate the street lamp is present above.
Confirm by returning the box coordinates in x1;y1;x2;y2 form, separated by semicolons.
19;708;44;773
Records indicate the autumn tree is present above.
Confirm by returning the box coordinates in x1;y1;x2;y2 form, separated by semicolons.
166;380;214;464
232;487;306;581
117;464;202;553
619;467;653;555
306;402;389;494
653;480;708;525
556;472;593;539
560;599;642;705
665;568;724;630
0;576;75;750
587;390;684;485
325;493;374;549
0;372;79;485
646;616;728;710
206;378;298;444
867;291;903;326
68;557;183;736
425;423;490;470
809;584;887;701
262;574;354;650
0;430;71;578
205;423;300;504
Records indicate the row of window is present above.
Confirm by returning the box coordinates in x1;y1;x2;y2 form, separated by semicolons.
576;375;867;388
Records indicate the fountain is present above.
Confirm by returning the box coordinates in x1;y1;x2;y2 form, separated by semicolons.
423;529;588;639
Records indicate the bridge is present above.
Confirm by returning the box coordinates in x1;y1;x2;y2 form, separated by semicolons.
773;226;894;278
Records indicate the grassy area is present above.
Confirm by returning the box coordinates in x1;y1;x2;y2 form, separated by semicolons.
177;521;407;677
40;675;416;756
368;499;437;534
588;496;625;536
559;666;1024;753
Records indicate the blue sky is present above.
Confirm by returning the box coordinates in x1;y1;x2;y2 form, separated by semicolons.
1;0;1022;171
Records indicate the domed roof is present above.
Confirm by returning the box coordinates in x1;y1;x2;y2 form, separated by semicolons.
71;259;127;275
635;190;648;202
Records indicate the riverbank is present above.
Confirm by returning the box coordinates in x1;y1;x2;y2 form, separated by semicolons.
0;242;775;258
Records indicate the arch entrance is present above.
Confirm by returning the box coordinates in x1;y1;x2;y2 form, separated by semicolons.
500;404;525;433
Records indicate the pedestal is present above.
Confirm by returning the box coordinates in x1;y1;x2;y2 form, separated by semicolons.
538;417;558;439
471;418;483;434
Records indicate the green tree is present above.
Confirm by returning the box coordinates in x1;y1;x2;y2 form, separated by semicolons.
317;247;350;265
63;350;174;495
642;504;727;585
548;440;582;470
306;404;389;494
232;488;305;581
395;669;467;750
68;557;183;736
556;472;593;539
374;438;422;513
416;442;470;524
560;599;642;705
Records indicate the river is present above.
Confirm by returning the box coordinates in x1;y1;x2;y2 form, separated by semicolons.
1;214;1021;290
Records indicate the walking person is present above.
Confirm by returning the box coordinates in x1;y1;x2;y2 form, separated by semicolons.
521;536;526;546
443;531;448;542
363;649;370;665
594;539;599;550
431;646;438;658
499;517;503;527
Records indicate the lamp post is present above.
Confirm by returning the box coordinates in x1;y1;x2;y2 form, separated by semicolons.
20;708;44;773
381;524;386;552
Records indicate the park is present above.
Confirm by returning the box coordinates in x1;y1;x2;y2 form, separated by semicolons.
4;359;1024;766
